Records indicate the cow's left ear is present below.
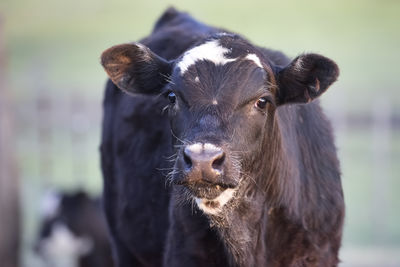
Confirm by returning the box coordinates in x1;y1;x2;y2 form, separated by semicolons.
101;43;172;95
276;54;339;105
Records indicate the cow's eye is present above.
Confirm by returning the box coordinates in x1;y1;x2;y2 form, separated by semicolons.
255;97;268;109
168;92;176;104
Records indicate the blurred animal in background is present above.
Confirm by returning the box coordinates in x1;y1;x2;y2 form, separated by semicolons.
34;190;114;267
100;7;344;267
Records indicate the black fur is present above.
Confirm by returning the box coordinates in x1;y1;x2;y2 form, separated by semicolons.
100;7;344;267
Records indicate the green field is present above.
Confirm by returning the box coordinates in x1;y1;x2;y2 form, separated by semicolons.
1;0;399;265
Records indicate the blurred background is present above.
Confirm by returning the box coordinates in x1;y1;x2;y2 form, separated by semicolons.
0;0;399;266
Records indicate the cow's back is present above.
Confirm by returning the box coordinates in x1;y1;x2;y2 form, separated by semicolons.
100;8;217;266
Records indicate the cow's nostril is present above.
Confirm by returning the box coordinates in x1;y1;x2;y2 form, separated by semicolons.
212;153;225;170
183;150;193;169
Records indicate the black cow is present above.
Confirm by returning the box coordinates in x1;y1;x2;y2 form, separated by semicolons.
35;190;114;267
100;7;344;267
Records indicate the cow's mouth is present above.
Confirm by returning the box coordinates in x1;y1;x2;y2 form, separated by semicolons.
193;187;237;215
176;180;238;214
185;181;229;198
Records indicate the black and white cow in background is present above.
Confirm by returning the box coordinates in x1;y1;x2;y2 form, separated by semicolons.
35;190;114;267
100;7;344;267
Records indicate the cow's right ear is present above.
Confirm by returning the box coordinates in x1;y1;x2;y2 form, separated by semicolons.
101;43;172;95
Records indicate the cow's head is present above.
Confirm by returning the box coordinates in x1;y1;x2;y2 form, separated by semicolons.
101;34;339;215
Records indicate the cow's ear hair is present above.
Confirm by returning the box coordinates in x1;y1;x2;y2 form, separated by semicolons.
276;54;339;105
101;43;172;95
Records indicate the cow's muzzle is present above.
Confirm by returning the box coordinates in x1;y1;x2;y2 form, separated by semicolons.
174;143;236;197
184;142;225;177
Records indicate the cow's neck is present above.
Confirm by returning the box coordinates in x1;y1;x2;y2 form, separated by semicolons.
209;184;268;267
261;114;301;217
207;115;301;266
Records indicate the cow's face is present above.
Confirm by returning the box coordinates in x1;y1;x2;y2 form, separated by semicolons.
101;34;339;215
164;36;276;212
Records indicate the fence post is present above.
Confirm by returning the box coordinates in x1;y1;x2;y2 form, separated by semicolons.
0;16;20;267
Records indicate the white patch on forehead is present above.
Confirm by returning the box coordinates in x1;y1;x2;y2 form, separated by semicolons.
195;188;237;215
194;76;200;83
245;54;263;68
178;40;237;74
212;99;218;105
